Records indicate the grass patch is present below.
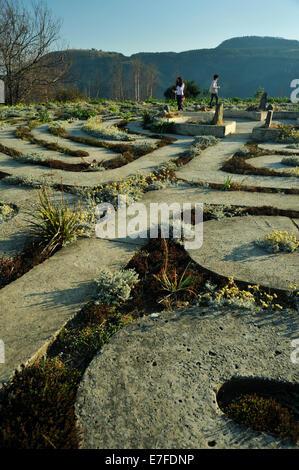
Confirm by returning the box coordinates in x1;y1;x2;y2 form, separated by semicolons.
0;359;81;449
26;186;94;254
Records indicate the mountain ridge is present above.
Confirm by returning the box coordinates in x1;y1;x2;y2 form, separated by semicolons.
58;36;299;99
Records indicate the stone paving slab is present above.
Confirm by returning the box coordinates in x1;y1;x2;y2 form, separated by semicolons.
0;185;37;257
187;216;299;291
259;143;299;154
0;238;145;385
76;306;298;449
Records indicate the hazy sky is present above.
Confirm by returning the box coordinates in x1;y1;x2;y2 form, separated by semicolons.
46;0;299;55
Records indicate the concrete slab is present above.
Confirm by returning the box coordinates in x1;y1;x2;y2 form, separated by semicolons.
140;186;299;212
273;112;299;120
0;125;90;165
76;306;298;449
224;110;267;121
252;127;282;143
0;238;145;385
187;216;299;291
172;121;236;138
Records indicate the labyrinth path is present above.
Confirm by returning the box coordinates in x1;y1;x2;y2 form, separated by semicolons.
0;103;298;448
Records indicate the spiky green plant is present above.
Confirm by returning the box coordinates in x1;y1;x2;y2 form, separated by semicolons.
27;187;84;254
222;176;233;190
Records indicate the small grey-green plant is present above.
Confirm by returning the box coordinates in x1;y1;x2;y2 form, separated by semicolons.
132;140;157;150
193;135;220;149
204;204;245;220
82;117;134;141
18;152;46;164
237;147;250;156
95;269;140;306
190;135;220;157
2;175;43;189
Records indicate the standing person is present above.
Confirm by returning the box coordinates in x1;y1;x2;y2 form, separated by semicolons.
209;74;220;107
175;77;185;111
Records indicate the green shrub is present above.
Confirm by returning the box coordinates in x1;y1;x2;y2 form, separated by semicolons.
38;110;52;123
164;80;201;99
254;87;265;101
54;88;84;103
150;120;176;134
142;111;155;128
281;155;299;167
277;125;299;143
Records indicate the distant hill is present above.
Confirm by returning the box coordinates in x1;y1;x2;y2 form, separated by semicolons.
217;36;299;50
57;36;299;99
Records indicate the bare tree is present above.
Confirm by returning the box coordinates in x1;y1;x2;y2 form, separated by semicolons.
0;0;69;104
131;58;142;102
112;57;124;101
145;63;159;99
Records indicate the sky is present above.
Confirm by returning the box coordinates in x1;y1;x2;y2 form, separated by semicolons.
46;0;299;56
